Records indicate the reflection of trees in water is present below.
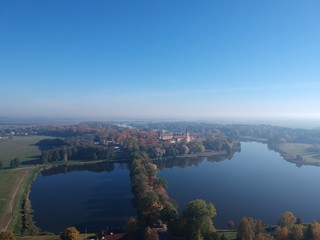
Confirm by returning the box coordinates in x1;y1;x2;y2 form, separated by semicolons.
154;153;236;170
154;157;204;170
206;154;232;163
41;162;128;176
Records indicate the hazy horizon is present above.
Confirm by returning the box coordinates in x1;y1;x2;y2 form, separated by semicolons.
1;115;319;130
1;1;319;121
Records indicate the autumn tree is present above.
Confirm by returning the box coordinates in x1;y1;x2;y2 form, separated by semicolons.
291;224;304;240
60;226;80;240
144;227;159;240
278;211;296;230
307;221;320;240
237;217;265;240
0;231;15;240
181;199;217;240
237;217;255;240
255;233;271;240
275;226;289;240
127;217;138;232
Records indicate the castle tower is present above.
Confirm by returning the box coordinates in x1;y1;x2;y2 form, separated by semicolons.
185;129;191;142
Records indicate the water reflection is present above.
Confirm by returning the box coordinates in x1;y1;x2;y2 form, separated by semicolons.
157;142;320;228
41;161;128;176
154;153;236;170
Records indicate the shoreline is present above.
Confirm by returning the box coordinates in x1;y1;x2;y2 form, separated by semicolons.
268;143;320;168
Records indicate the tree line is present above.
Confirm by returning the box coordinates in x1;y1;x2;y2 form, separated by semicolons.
236;211;320;240
37;124;240;165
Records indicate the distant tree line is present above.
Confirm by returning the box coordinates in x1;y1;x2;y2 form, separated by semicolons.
37;125;240;164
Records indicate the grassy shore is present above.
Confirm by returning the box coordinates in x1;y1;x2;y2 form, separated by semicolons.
277;143;320;166
0;169;32;232
11;168;39;234
0;136;51;233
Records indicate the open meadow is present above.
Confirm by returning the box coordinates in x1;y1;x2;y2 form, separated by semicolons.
0;136;53;168
0;136;52;232
278;143;320;165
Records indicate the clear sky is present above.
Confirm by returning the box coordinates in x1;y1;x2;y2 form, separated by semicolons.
1;0;320;121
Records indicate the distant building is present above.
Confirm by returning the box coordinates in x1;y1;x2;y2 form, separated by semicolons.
158;130;192;143
158;131;174;141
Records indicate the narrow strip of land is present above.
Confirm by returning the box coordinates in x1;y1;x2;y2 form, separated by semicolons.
0;169;29;232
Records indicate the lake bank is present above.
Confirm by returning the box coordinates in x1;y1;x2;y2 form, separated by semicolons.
271;142;320;167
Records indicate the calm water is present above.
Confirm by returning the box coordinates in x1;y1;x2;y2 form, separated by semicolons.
158;142;320;228
30;163;135;233
31;142;320;232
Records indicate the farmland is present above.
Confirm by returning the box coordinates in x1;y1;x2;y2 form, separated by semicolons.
277;143;320;166
0;136;51;232
0;136;54;168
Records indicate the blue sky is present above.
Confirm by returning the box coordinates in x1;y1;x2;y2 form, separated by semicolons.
0;0;320;121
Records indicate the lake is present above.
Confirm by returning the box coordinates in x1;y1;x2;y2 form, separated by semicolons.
30;142;320;232
30;162;136;233
157;142;320;228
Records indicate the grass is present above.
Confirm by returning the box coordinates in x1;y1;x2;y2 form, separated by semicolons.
0;170;22;221
0;135;54;233
10;168;38;234
278;143;320;165
0;169;31;232
0;135;54;168
218;230;237;240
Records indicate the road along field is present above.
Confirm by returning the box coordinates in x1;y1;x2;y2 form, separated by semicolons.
0;135;52;233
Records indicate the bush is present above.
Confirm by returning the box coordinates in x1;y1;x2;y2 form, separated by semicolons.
0;231;15;240
60;226;80;240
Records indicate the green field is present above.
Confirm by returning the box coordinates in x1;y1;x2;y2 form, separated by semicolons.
278;143;320;165
0;135;53;233
0;135;53;168
0;170;22;223
0;169;32;232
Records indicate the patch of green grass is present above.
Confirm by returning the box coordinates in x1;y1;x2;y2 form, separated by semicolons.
218;230;237;240
10;168;38;234
0;136;53;168
278;143;320;164
0;170;23;218
0;169;30;231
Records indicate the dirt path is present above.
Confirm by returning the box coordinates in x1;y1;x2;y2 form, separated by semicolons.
0;169;29;232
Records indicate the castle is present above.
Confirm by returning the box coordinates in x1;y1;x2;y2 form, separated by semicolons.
158;130;191;143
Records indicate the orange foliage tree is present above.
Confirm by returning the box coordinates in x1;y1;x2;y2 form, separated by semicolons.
60;226;80;240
